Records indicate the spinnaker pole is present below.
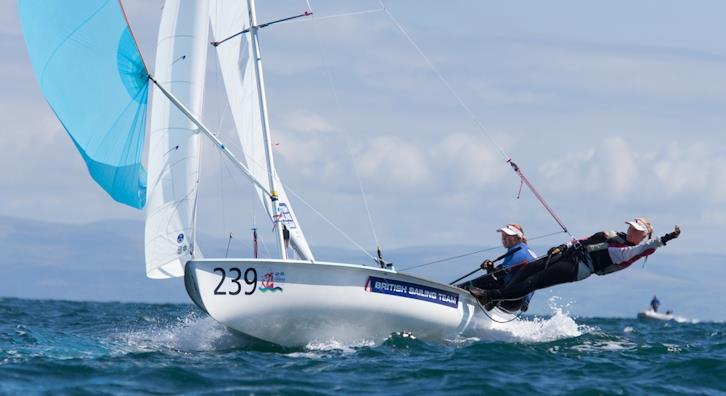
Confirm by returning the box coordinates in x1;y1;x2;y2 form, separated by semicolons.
148;75;273;198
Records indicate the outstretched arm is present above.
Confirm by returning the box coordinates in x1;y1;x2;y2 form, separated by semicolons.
608;225;681;267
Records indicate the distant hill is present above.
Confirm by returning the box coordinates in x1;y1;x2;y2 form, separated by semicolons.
0;216;722;320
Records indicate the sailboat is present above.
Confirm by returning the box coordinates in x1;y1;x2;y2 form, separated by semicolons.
19;0;506;347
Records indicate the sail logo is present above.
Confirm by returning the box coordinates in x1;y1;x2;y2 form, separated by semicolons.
259;271;285;293
364;276;459;308
275;203;297;229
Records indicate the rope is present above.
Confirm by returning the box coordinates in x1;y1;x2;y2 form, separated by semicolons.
400;230;564;271
508;160;576;241
477;300;524;324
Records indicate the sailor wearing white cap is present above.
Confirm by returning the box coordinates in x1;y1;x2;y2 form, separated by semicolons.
469;218;681;305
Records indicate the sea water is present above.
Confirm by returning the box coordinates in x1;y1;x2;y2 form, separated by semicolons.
1;297;723;395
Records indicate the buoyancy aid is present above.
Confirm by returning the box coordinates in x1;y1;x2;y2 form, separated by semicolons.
579;231;662;275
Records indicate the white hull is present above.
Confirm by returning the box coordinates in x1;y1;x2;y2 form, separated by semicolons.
185;259;489;347
637;309;675;321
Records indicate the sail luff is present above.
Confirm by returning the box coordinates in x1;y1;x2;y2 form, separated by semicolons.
144;0;210;279
209;0;315;261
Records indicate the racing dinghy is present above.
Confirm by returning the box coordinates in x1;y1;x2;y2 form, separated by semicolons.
185;259;484;346
20;0;509;347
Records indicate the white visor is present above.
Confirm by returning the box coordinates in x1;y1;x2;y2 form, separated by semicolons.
625;219;648;232
497;225;523;238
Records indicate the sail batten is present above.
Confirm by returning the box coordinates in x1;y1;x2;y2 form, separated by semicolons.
19;0;149;209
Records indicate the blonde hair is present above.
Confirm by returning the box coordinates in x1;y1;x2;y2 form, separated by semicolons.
510;223;527;244
635;217;653;238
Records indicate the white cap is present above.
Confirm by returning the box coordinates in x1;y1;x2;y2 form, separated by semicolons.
625;218;652;234
497;224;524;238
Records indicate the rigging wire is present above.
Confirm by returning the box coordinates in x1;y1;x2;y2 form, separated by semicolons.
205;127;379;262
399;230;565;271
377;0;509;162
306;0;382;254
378;1;575;240
283;182;379;262
302;0;384;23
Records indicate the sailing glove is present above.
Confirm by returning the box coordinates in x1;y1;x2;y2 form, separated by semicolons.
660;225;681;245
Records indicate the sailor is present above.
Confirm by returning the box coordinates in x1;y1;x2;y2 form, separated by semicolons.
466;223;537;311
470;218;681;304
650;295;661;312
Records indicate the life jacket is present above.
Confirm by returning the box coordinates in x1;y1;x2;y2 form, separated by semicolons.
579;231;658;275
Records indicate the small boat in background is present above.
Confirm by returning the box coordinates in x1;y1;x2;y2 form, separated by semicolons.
637;309;675;321
637;309;690;323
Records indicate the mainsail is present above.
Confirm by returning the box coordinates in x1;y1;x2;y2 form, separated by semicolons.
19;0;149;209
209;0;314;260
144;0;210;278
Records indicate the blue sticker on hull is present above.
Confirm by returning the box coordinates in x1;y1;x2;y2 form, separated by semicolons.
365;276;459;308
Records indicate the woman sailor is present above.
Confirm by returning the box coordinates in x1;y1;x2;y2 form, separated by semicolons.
469;218;681;305
464;223;537;311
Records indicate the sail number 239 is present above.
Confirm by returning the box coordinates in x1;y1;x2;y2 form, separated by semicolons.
213;267;257;295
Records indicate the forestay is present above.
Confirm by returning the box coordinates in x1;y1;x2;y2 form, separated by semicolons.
18;0;149;209
209;0;314;260
145;0;210;278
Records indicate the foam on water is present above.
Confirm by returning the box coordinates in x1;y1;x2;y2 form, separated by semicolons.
571;339;638;352
297;338;376;356
114;312;252;353
466;297;591;343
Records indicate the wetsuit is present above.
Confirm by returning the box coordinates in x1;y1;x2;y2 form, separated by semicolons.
466;241;537;310
485;231;666;301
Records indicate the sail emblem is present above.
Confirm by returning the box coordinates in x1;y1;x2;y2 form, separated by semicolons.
177;233;185;244
275;203;297;229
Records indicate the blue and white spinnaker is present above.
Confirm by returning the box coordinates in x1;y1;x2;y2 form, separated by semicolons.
19;0;149;209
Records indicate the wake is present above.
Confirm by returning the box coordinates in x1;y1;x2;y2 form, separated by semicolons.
461;297;590;344
114;312;258;353
112;297;589;355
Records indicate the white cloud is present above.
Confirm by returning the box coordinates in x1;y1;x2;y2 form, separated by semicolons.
538;137;726;204
357;136;429;186
599;136;638;197
281;111;335;133
273;128;335;178
437;133;507;188
652;142;712;196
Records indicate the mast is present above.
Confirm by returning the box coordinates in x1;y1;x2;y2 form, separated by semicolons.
247;0;287;260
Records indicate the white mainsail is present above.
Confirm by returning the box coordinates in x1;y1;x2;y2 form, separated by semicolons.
209;0;314;260
145;0;210;278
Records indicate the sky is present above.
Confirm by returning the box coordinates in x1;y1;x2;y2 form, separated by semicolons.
2;1;726;287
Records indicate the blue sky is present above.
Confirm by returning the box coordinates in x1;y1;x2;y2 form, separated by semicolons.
1;1;725;315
